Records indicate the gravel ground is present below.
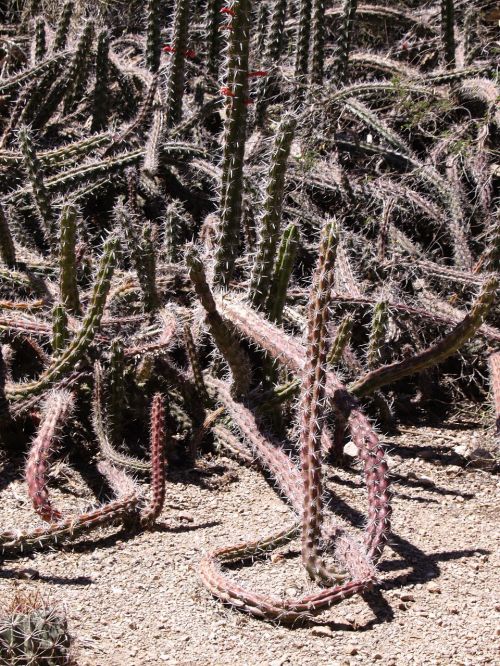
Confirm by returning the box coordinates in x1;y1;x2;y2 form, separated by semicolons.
0;423;499;666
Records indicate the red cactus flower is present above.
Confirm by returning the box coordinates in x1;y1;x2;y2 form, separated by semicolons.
248;71;268;78
220;7;236;16
162;45;176;53
185;49;196;59
220;86;236;97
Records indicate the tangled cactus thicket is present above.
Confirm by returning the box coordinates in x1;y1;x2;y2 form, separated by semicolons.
0;0;498;635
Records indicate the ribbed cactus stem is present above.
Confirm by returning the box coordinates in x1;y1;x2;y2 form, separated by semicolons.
440;0;456;69
6;234;119;400
256;4;269;53
214;0;251;286
53;1;74;52
300;219;340;584
332;0;358;86
367;301;388;368
145;0;162;72
33;17;46;63
206;0;224;79
163;201;184;263
62;21;94;115
266;0;287;61
489;352;500;436
141;393;167;526
58;203;81;316
51;303;69;355
186;245;250;397
463;8;477;66
310;0;325;86
0;347;12;430
351;276;499;396
294;0;312;83
18;125;55;246
164;0;191;127
91;30;110;133
0;202;16;267
25;390;74;523
267;223;299;323
327;314;354;365
249;115;297;310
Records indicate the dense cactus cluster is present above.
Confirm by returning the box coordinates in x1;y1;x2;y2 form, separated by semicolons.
0;0;498;631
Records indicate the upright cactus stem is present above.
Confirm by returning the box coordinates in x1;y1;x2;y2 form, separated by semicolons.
91;30;110;133
267;223;299;324
327;314;354;366
214;0;252;287
332;0;358;86
310;0;325;86
0;202;16;267
300;219;341;585
63;21;94;116
441;0;456;69
145;0;162;73
294;0;312;84
206;0;224;80
58;203;81;316
164;0;191;127
18;125;55;246
249;114;297;310
367;301;389;368
53;1;74;52
137;223;161;313
33;17;46;63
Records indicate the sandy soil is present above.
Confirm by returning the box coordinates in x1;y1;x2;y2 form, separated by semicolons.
1;422;499;666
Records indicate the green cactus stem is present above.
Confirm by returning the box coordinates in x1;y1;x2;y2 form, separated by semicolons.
58;203;81;316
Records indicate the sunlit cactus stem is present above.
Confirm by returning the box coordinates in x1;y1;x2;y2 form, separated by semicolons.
327;314;354;366
0;202;16;267
52;303;69;355
58;203;81;316
367;300;388;368
214;0;252;287
91;30;110;133
164;0;191;127
145;0;162;72
249;114;296;310
140;393;167;526
53;1;74;53
440;0;456;69
300;219;341;585
267;223;299;324
63;21;94;115
186;245;250;397
332;0;358;86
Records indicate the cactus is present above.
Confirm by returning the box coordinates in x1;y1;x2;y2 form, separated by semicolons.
214;0;252;286
164;0;191;127
327;314;353;366
294;0;312;84
25;390;74;523
145;0;162;73
249;114;296;310
0;597;71;666
91;30;110;133
440;0;456;69
18;124;55;246
51;303;69;355
206;0;224;79
58;203;81;315
310;0;325;86
52;1;74;52
140;393;167;526
62;21;94;115
267;222;299;323
0;202;16;267
332;0;358;86
33;17;47;63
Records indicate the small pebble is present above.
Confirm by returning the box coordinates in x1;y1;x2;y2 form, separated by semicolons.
428;583;441;594
311;626;334;638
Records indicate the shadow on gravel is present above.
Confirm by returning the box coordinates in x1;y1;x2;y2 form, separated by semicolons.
0;568;92;586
